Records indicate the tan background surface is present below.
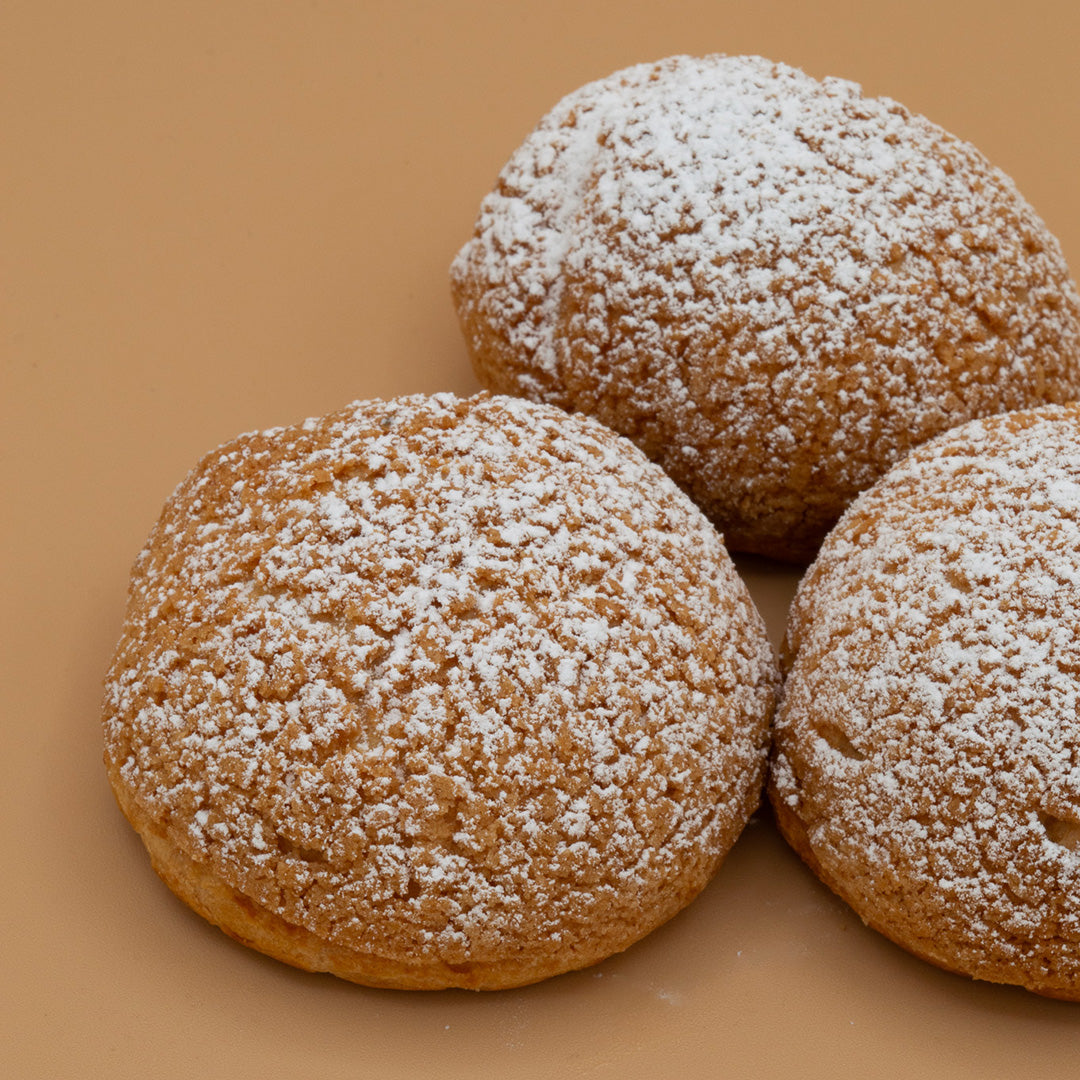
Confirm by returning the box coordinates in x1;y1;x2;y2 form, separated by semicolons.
5;1;1080;1076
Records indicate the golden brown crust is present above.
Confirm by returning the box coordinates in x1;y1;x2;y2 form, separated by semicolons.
451;55;1080;562
770;404;1080;1000
771;784;1080;1002
103;392;778;989
111;778;586;990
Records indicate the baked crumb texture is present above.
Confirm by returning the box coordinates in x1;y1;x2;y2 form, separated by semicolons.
451;54;1080;562
103;392;778;990
770;404;1080;1000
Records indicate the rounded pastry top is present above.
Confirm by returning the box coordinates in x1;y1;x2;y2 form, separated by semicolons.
103;392;777;988
452;54;1080;561
772;403;1080;998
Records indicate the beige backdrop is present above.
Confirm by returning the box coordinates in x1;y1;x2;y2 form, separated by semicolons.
5;1;1080;1077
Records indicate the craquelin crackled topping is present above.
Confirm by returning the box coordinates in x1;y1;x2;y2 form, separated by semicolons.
451;54;1080;560
772;404;1080;996
103;393;777;973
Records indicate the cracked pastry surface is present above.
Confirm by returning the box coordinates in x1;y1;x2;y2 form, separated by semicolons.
103;392;778;989
770;404;1080;999
451;54;1080;561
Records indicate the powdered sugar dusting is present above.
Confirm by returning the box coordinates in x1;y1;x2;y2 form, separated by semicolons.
773;404;1080;991
452;55;1080;558
103;393;777;970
